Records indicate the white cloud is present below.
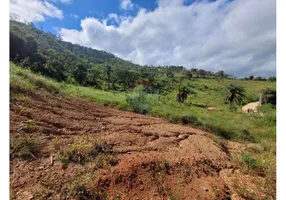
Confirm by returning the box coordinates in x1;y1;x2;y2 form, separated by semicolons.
156;0;184;7
107;13;119;24
120;0;134;10
59;0;276;77
10;0;63;23
51;0;72;4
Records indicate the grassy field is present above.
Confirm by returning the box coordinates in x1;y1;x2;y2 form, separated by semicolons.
10;62;276;194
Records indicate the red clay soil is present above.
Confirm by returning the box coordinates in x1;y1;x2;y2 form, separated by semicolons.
10;91;268;200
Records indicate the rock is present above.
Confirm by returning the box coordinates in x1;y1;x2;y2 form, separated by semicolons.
178;134;189;140
242;102;260;113
202;187;209;192
50;154;55;166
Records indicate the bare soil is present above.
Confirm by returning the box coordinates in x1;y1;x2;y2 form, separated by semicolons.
10;92;268;200
241;102;260;113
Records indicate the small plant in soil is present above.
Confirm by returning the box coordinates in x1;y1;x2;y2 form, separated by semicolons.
10;137;39;160
241;153;262;172
60;142;118;169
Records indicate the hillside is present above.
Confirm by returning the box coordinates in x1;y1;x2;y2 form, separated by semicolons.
10;63;275;199
10;19;276;200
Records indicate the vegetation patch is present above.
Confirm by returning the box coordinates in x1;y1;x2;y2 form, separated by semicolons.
10;137;39;160
60;142;118;169
241;153;263;173
126;85;154;114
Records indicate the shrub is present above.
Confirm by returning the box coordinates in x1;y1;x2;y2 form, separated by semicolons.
126;85;153;114
261;88;276;107
176;85;195;103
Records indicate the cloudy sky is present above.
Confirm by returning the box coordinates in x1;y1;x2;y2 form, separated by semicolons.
10;0;276;77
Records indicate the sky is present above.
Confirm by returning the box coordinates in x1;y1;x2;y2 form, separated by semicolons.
10;0;276;77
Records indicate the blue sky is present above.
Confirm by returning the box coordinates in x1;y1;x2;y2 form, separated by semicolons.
34;0;158;34
10;0;276;77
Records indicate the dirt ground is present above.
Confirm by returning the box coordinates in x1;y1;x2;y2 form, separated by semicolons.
10;91;268;200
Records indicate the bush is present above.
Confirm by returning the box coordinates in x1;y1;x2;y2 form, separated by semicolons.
126;85;153;114
261;88;276;107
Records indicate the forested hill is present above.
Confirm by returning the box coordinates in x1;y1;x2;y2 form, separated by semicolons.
10;20;141;67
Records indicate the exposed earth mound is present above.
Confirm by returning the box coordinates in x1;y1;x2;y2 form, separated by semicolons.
10;91;268;200
241;102;260;113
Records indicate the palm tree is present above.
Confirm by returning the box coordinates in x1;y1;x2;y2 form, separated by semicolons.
225;84;246;111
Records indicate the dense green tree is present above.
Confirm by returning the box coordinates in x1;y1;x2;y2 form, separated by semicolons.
268;77;276;82
113;69;141;91
85;67;103;88
44;59;67;81
10;32;26;62
166;71;175;78
254;76;267;81
249;75;254;80
185;70;193;79
73;63;88;84
198;69;207;78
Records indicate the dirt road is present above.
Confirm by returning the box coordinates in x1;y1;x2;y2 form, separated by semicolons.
10;91;266;200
